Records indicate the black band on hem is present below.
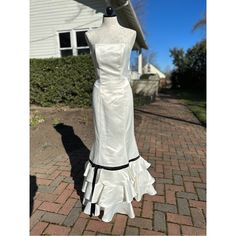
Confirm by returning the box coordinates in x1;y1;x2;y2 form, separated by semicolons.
88;155;140;217
89;155;140;171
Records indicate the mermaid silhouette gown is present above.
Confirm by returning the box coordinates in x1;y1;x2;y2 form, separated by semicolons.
82;42;157;222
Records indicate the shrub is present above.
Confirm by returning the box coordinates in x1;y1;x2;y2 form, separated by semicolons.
140;73;155;80
133;94;152;107
30;55;96;107
30;55;153;108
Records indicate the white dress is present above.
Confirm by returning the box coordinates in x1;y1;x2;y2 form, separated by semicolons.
82;42;157;222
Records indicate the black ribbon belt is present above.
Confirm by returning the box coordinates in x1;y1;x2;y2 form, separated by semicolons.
88;155;140;217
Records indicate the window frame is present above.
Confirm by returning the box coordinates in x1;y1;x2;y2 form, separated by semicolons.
57;30;73;57
74;29;90;55
57;28;92;57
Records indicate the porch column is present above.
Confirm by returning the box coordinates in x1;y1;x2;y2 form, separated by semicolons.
138;48;142;74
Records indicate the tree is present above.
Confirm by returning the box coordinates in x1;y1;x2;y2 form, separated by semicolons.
143;51;159;68
185;39;206;88
192;12;206;39
131;50;159;71
169;48;187;71
169;40;206;89
193;13;206;32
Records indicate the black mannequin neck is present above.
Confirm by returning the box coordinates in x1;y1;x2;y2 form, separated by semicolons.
105;6;116;17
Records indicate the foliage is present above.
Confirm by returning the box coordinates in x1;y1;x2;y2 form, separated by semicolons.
140;73;155;80
133;94;152;107
30;54;153;109
52;117;61;126
30;114;45;127
193;12;206;33
131;51;159;71
30;55;96;107
170;39;206;90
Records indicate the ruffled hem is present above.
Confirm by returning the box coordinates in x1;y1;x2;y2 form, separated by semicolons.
81;155;157;222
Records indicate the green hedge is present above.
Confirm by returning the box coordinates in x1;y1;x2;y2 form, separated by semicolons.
30;55;96;107
139;73;155;80
133;94;152;107
30;55;153;108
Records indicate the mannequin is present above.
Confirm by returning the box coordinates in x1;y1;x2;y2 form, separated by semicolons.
81;6;157;222
85;6;136;53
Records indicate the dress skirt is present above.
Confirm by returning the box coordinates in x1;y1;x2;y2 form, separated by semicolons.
81;78;157;222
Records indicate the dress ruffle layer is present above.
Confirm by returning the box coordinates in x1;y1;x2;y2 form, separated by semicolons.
81;155;157;222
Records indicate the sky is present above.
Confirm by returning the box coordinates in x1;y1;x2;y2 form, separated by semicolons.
131;0;206;72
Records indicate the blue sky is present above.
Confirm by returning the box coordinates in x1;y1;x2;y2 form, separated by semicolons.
131;0;206;72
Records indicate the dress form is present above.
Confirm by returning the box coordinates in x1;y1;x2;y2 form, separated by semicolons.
81;7;157;222
85;7;136;52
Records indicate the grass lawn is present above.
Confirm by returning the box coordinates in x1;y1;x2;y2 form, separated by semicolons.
166;89;206;126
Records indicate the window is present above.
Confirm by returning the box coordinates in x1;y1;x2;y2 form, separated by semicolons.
59;32;71;48
77;48;90;55
58;32;73;57
58;30;90;57
76;31;87;47
61;50;73;57
75;31;90;55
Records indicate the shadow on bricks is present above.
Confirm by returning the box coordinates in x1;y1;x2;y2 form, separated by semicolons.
135;108;203;127
54;123;90;206
30;175;38;217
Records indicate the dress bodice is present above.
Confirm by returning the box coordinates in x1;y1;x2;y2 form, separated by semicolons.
91;43;131;84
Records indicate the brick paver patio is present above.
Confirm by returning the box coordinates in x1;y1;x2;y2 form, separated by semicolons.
30;93;206;235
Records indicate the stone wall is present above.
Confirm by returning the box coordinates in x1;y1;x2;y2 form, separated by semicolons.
130;75;160;98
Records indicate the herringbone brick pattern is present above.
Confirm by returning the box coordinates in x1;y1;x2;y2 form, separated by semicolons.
30;94;206;235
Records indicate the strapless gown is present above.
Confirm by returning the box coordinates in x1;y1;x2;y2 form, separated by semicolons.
82;42;157;222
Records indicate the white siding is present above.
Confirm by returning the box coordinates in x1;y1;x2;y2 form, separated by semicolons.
30;0;106;58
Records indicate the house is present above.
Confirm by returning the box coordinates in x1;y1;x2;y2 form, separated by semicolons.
142;63;172;89
142;63;166;79
30;0;147;74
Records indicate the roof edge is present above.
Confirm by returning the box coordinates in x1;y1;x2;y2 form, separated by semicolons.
128;0;148;49
109;0;148;49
